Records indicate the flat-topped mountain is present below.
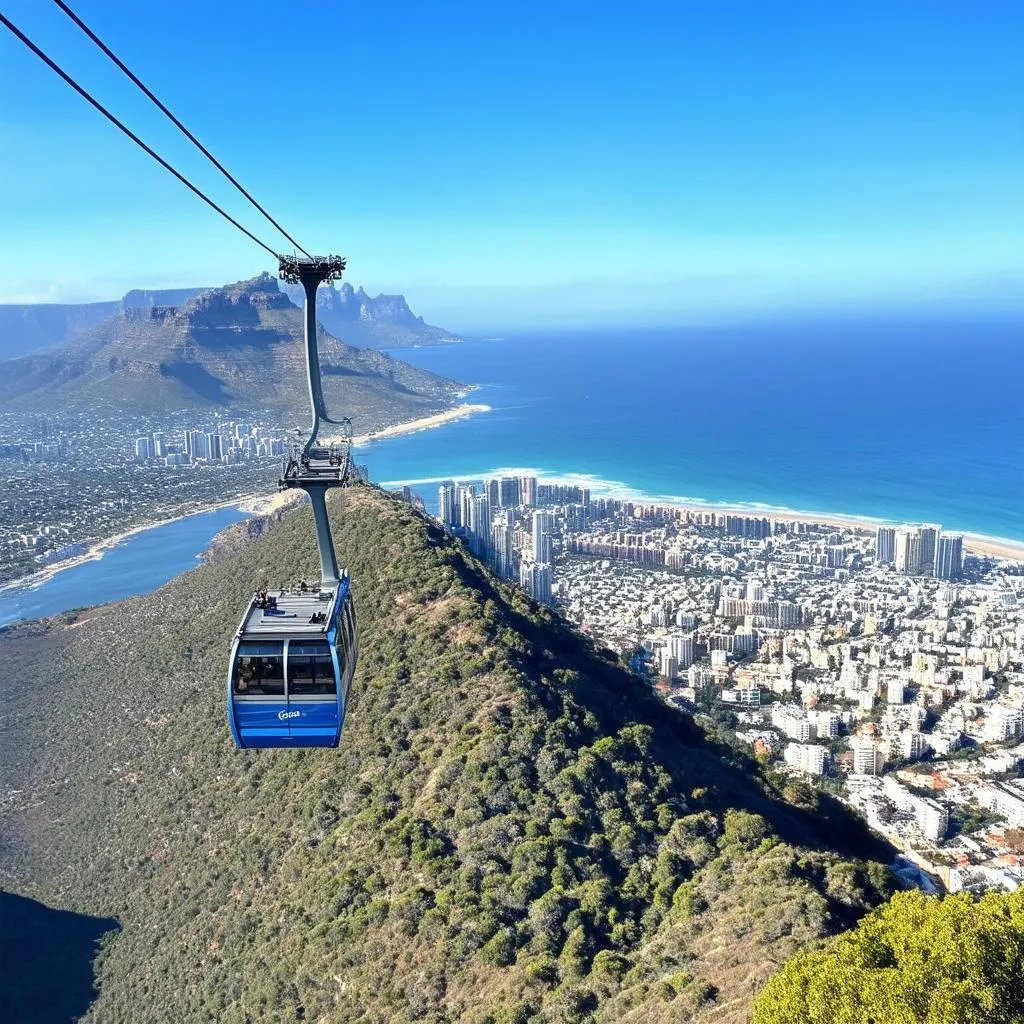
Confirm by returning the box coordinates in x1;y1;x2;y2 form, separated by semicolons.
0;299;120;360
0;485;894;1023
282;280;462;348
0;286;209;361
0;274;461;430
0;280;459;360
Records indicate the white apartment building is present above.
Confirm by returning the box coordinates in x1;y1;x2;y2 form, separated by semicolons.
784;743;828;776
852;737;883;775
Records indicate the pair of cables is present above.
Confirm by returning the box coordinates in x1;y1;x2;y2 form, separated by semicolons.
0;1;304;259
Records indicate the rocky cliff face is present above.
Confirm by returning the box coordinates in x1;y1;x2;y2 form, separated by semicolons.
0;275;463;430
0;300;119;360
0;287;210;360
0;276;461;362
283;280;462;348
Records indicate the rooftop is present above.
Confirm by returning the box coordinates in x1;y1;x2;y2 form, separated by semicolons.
238;586;337;637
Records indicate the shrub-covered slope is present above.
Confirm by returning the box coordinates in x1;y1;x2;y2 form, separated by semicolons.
0;487;893;1023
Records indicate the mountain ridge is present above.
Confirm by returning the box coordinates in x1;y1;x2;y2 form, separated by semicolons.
281;280;462;349
0;274;462;431
0;279;458;360
0;485;894;1023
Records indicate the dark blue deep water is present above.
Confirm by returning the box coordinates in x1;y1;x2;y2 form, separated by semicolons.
3;317;1021;628
361;318;1024;540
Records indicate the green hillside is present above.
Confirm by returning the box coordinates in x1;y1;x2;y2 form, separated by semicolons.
0;487;894;1023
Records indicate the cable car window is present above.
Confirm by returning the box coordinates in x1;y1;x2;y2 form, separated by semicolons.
233;641;284;695
288;641;336;695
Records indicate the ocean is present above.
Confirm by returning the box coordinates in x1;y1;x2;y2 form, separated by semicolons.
3;315;1021;629
360;317;1024;541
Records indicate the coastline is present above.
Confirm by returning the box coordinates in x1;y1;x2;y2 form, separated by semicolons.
0;489;301;598
5;397;1023;601
0;401;495;597
380;467;1024;563
350;403;491;446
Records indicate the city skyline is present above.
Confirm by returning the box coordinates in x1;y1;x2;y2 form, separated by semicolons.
413;469;1024;894
1;1;1022;328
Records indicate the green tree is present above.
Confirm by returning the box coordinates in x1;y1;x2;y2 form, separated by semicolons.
754;889;1024;1024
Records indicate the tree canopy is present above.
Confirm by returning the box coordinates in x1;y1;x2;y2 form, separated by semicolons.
754;888;1024;1024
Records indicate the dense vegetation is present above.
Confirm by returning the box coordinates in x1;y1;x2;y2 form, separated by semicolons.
1;487;895;1022
753;889;1024;1024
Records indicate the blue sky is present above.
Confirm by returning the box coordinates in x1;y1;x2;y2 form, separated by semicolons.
1;1;1021;330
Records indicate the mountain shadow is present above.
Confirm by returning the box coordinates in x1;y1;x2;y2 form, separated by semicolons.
0;890;118;1024
0;486;897;1024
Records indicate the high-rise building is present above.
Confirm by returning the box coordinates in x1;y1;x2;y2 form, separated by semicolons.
851;738;883;776
152;432;166;458
499;477;520;508
895;529;923;575
490;513;514;579
658;649;679;679
901;730;931;760
520;561;552;604
826;545;847;568
934;534;964;580
895;525;940;576
784;743;827;776
135;437;152;460
915;798;948;842
457;484;477;528
919;525;939;576
520;476;537;507
470;494;491;558
876;526;897;565
486;478;501;508
438;482;458;526
667;633;694;669
186;429;206;462
531;511;552;563
206;432;223;462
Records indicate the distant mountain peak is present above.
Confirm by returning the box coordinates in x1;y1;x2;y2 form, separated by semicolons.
186;273;292;310
0;273;462;424
280;280;460;348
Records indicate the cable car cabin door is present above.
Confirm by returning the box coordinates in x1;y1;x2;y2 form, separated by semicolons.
284;640;342;746
230;639;341;748
230;639;288;747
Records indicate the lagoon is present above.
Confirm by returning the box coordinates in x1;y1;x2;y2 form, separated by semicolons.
0;506;249;629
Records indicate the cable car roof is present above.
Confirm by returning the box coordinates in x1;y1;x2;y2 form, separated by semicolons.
237;587;339;639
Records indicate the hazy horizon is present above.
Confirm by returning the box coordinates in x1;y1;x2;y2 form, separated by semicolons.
2;1;1022;330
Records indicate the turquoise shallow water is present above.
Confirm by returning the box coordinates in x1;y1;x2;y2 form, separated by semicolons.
359;318;1024;541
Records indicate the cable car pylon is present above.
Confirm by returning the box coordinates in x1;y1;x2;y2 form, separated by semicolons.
226;254;359;750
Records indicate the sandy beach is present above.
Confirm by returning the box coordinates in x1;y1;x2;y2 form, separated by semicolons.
0;402;495;596
391;467;1024;564
593;493;1024;562
350;403;491;446
621;499;1024;561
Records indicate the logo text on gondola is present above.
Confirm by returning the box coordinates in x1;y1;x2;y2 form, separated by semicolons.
278;710;301;720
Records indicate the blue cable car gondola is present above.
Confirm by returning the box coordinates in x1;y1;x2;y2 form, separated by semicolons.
228;253;359;750
228;574;358;747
